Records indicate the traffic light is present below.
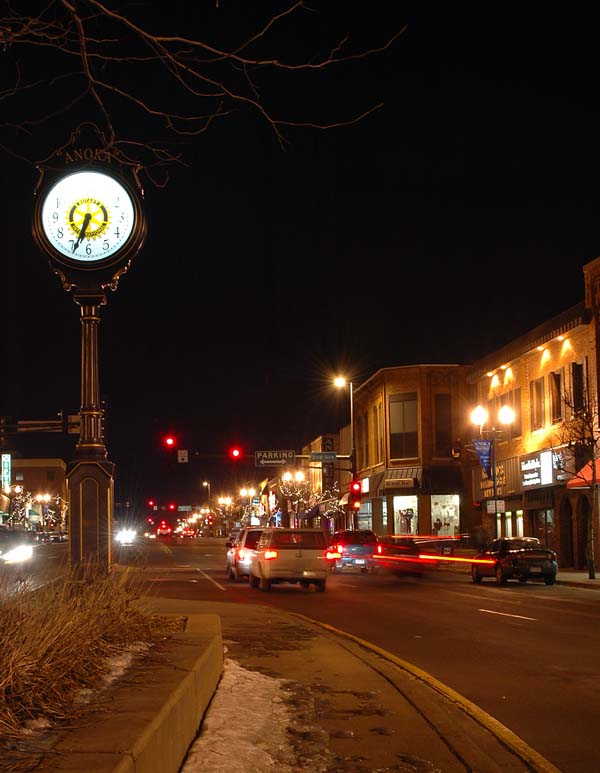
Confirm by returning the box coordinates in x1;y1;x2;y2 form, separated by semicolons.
229;445;243;461
168;503;176;511
349;480;362;510
147;499;156;509
163;435;176;449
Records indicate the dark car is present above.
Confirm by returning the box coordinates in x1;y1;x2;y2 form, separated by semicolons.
471;536;558;586
370;535;441;577
328;529;379;573
226;527;264;582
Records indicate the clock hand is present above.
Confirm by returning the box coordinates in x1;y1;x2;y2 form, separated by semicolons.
72;213;92;252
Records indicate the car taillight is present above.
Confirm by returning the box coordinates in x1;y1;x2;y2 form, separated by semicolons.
326;548;342;560
376;544;383;554
264;549;278;560
336;544;344;554
237;548;246;560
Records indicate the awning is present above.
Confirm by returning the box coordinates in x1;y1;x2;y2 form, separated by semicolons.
380;467;422;493
566;460;600;489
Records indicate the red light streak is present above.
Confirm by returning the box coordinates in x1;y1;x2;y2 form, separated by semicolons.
418;554;495;565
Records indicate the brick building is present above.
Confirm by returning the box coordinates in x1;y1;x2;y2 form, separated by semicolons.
352;364;471;537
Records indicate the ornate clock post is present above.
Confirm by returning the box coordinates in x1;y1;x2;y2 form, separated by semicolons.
32;135;147;571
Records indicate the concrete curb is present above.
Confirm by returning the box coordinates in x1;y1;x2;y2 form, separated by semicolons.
288;611;561;773
33;614;223;773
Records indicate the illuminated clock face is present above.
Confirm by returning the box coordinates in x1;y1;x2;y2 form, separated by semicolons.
40;170;136;262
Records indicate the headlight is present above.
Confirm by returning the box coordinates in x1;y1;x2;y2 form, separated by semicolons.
1;545;34;564
116;529;136;545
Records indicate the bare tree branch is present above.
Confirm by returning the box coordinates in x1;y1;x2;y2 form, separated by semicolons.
0;1;405;177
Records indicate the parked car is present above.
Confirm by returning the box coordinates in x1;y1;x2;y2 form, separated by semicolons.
370;535;441;577
248;528;331;592
471;537;558;586
226;527;264;582
328;529;379;573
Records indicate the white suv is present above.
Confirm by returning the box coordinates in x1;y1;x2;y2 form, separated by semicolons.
248;528;331;592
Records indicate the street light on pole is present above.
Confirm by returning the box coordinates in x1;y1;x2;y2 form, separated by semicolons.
202;480;211;510
334;376;355;477
470;404;515;526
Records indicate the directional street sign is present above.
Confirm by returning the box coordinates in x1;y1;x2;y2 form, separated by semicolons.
309;452;337;463
255;450;296;467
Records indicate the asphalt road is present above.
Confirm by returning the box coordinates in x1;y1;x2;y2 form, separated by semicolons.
35;536;600;773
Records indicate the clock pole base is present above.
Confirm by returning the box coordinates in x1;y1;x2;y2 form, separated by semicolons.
67;458;115;572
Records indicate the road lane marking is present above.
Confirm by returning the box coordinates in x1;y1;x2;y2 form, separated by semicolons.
196;568;227;590
479;608;537;621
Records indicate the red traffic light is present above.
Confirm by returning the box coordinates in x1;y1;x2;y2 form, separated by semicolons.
349;480;362;510
229;446;242;460
168;503;176;511
147;499;155;507
164;435;176;448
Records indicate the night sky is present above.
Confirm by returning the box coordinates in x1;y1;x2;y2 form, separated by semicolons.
2;3;599;509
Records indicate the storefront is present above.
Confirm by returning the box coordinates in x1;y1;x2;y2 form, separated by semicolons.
368;466;462;537
519;448;569;552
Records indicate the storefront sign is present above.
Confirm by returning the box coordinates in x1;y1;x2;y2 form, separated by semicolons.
520;449;565;489
384;478;417;488
1;454;10;489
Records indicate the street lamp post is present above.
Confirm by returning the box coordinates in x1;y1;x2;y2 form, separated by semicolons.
202;480;211;510
470;404;515;530
334;376;355;477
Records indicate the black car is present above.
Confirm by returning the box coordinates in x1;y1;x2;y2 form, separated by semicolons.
328;529;379;573
471;537;558;586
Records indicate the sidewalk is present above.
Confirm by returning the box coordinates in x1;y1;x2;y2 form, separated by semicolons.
148;598;560;773
23;567;592;773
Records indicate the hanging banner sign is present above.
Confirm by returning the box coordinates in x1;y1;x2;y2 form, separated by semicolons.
473;439;492;479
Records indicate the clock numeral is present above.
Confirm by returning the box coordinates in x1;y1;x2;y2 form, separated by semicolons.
103;240;109;251
120;212;125;223
86;244;92;255
56;198;61;208
57;227;63;239
114;227;120;238
69;239;75;251
52;212;59;222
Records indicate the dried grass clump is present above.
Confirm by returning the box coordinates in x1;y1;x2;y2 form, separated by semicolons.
0;565;181;740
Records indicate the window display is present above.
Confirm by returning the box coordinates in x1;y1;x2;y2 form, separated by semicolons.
431;494;459;536
393;495;418;534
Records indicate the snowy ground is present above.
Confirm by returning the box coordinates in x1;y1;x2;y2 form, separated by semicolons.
181;658;332;773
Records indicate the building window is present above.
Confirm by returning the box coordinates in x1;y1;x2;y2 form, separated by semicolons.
434;393;452;457
571;362;584;412
373;406;380;464
378;403;384;461
389;392;418;459
364;411;370;468
530;377;545;430
550;370;563;424
356;415;363;470
510;388;522;437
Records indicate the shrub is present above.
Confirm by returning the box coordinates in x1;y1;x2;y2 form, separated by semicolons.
0;564;181;741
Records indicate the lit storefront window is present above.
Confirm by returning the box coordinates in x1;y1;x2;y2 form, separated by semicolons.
393;495;418;534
